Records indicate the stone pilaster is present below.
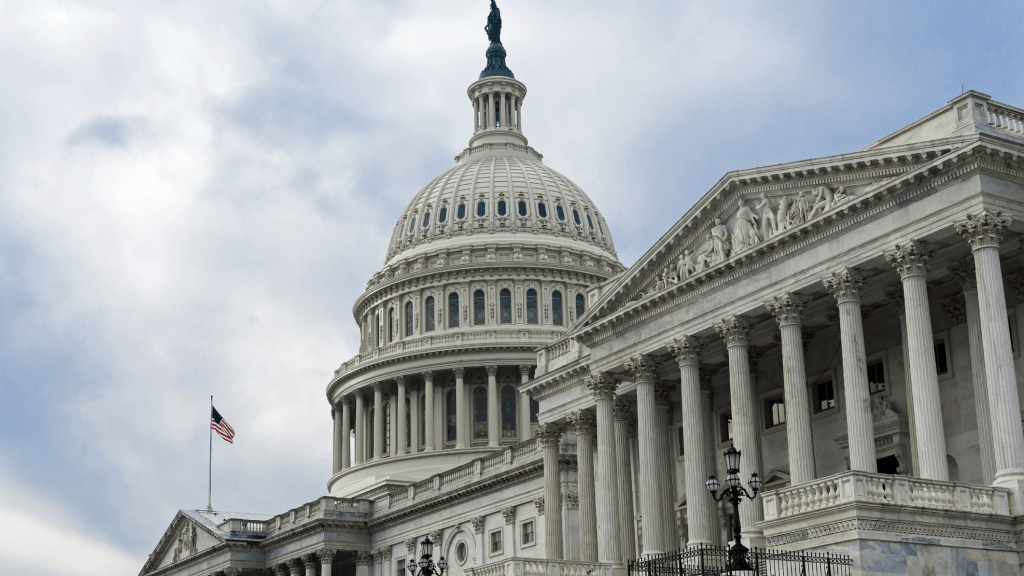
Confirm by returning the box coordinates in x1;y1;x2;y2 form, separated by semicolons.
395;376;407;456
487;365;499;447
886;241;948;480
373;382;384;460
764;293;816;485
955;210;1024;502
569;409;599;562
823;268;877;474
422;371;435;452
537;422;566;559
625;353;666;556
613;396;637;560
713;315;764;546
454;367;467;449
587;374;623;569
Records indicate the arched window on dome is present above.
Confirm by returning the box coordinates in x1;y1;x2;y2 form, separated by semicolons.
597;219;604;235
473;387;487;440
530;398;540;422
422;212;430;228
526;289;538;325
552;290;563;326
576;293;585;319
388;308;395;342
474;290;486;325
572;209;581;226
439;206;448;223
405;302;413;337
499;288;512;324
425;297;435;332
446;390;457;443
518;201;527;216
399;224;405;238
537;203;547;218
556;205;565;221
586;214;594;230
501;386;517;439
497;200;507;216
477;201;486;218
409;218;415;232
457;203;466;220
449;293;460;328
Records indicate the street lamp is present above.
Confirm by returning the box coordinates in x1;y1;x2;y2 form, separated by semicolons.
407;536;447;576
706;446;762;571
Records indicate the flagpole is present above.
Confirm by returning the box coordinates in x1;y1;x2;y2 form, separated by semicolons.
207;395;213;512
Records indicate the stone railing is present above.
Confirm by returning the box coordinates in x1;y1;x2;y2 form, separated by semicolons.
535;336;590;377
987;101;1024;138
762;470;1010;521
268;496;371;533
468;558;610;576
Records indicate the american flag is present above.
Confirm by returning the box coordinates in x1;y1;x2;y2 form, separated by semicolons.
211;406;235;444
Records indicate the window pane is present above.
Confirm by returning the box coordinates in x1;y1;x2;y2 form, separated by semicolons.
868;361;886;394
477;201;486;217
474;387;487;439
502;387;517;437
934;342;948;374
530;398;539;422
500;289;512;324
816;380;835;412
388;308;394;342
426;297;435;332
457;204;466;219
587;214;594;229
498;200;507;216
474;290;486;325
575;294;584;318
439;207;448;223
526;289;538;324
518;201;527;216
423;212;430;227
552;291;563;326
538;203;547;218
522;521;534;543
556;205;565;221
449;293;460;328
572;209;581;226
447;391;457;441
405;302;413;337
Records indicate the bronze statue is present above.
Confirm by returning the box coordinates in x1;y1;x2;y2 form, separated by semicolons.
485;1;502;43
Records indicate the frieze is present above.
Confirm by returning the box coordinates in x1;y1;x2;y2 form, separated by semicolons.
765;518;1020;547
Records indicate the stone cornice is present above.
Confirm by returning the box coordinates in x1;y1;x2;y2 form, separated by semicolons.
521;362;591;401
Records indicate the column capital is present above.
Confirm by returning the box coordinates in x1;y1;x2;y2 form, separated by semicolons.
534;495;545;515
886;240;936;279
883;283;906;314
535;422;566;446
625;353;657;382
273;564;290;576
342;394;355;407
501;505;517;524
823;266;869;303
714;314;756;347
941;293;967;325
471;516;485;534
355;552;373;567
420;370;434;382
317;549;335;564
586;372;618;399
954;209;1013;251
568;408;597;435
698;363;721;391
288;558;304;570
612;395;634;421
485;365;498;377
395;375;406;386
225;568;242;576
453;367;466;378
948;258;978;291
303;554;319;568
372;381;384;392
405;537;418;551
429;529;443;544
668;335;705;366
764;292;809;327
519;364;532;377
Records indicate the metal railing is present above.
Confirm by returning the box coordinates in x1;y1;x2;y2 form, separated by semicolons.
628;545;852;576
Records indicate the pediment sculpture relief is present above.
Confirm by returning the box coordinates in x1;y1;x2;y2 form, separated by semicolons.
172;522;198;563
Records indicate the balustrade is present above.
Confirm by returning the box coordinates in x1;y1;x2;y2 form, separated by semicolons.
988;102;1024;136
468;559;610;576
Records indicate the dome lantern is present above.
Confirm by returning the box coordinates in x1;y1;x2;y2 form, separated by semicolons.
468;1;527;149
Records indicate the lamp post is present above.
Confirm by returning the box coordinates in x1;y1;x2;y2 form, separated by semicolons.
407;536;447;576
706;446;762;571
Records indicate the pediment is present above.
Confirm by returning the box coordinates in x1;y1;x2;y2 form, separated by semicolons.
142;511;225;575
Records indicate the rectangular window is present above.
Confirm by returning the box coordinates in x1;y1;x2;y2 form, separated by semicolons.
521;520;535;545
397;560;405;576
489;528;503;555
764;397;785;428
677;426;685;457
934;341;948;375
867;360;886;395
719;413;733;443
814;379;836;414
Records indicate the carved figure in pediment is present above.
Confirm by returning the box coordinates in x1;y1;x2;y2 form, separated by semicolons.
787;191;809;227
732;201;761;252
695;240;714;271
172;522;197;563
807;185;834;220
776;196;791;232
832;185;850;206
677;249;696;280
757;193;777;238
710;218;730;263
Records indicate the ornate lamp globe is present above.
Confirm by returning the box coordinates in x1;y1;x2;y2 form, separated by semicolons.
749;471;763;492
705;475;720;494
724;445;742;472
421;537;433;558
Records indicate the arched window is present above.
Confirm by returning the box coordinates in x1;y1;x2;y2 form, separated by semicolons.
572;209;581;226
446;390;457;442
383;401;391;453
586;214;594;230
597;219;604;234
498;200;507;216
530;398;540;422
552;290;563;326
477;201;486;217
501;386;517;438
556;205;566;221
537;202;547;218
439;206;448;223
375;311;380;347
409;219;415;232
499;288;512;324
425;296;435;332
422;212;430;227
576;294;585;319
473;387;487;440
526;289;538;324
399;223;405;238
405;302;413;337
388;308;395;342
449;293;460;328
457;203;466;220
518;200;527;216
474;290;486;325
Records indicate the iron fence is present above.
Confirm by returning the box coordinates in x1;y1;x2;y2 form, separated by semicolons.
628;544;852;576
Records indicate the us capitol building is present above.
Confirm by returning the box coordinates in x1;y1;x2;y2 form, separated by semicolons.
140;4;1024;576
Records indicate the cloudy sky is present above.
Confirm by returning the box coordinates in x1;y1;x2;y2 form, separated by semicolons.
1;0;1022;574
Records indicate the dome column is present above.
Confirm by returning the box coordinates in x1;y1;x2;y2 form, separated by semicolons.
396;376;407;456
487;365;499;446
487;92;495;129
410;380;421;454
373;382;384;460
515;95;521;131
423;371;436;452
455;368;467;449
354;391;365;464
499;91;507;128
341;397;352;469
473;97;480;133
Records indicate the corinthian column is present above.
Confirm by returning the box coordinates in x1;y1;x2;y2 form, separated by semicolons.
373;382;384;460
949;258;996;484
668;335;714;545
422;371;435;452
764;293;816;484
886;241;948;480
713;315;764;546
625;354;666;556
396;376;407;456
318;550;334;576
487;365;499;447
537;422;566;559
699;364;721;545
454;368;467;449
332;404;342;475
822;268;877;474
613;396;637;561
569;409;599;562
955;210;1024;501
341;397;352;470
587;374;623;569
654;383;678;549
354;391;365;464
884;285;919;476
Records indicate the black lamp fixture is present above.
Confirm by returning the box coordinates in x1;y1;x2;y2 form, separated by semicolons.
706;446;762;571
407;536;446;576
